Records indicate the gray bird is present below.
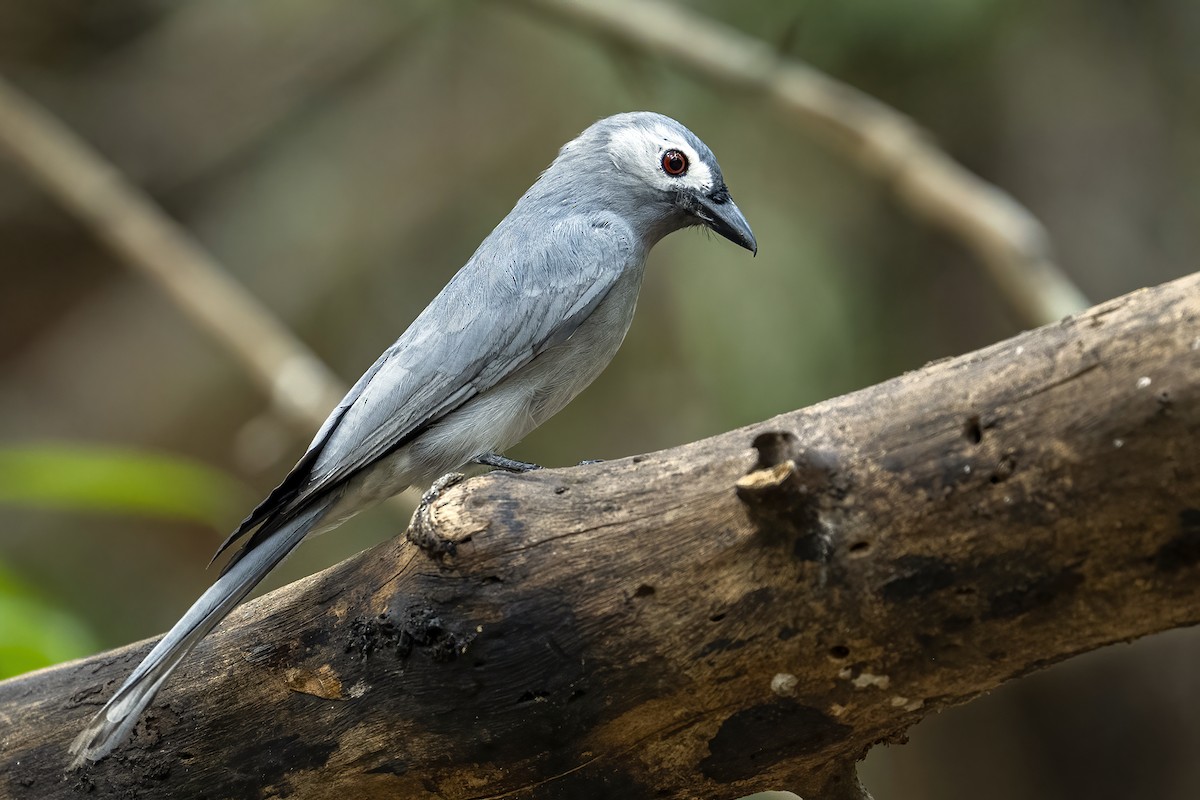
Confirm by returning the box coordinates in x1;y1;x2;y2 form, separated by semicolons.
69;111;756;766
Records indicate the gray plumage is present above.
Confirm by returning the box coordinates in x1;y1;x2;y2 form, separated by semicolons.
69;111;755;767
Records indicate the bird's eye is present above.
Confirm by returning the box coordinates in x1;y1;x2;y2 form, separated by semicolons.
661;149;688;177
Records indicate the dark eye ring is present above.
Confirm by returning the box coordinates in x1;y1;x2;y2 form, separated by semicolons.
661;149;688;177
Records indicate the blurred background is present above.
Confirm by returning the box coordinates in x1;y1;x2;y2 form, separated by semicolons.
0;1;1197;797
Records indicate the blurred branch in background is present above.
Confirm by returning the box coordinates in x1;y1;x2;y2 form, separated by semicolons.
0;76;422;505
0;76;342;431
34;1;429;193
514;0;1091;328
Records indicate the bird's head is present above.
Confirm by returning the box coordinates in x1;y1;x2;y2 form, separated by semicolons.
548;112;757;254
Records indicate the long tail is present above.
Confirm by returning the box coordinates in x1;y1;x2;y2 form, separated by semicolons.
68;499;333;768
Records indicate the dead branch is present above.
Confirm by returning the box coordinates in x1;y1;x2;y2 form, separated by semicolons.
0;75;344;437
1;273;1196;798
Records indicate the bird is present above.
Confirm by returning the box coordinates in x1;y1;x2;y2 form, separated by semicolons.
68;111;756;767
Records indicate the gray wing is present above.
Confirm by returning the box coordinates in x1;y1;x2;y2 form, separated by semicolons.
216;214;635;561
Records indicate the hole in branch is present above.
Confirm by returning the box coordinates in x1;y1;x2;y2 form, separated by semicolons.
990;455;1017;484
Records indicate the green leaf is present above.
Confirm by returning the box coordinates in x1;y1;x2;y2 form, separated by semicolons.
0;442;252;529
0;562;97;678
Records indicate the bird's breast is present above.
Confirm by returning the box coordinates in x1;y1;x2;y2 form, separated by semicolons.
385;263;647;488
520;265;645;426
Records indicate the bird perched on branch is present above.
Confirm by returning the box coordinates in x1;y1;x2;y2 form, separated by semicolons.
69;111;756;766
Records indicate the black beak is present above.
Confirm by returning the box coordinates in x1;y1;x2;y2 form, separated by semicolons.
693;186;757;255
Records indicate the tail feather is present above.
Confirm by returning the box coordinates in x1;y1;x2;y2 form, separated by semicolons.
68;500;332;768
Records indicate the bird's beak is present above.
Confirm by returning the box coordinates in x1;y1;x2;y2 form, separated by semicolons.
694;187;757;255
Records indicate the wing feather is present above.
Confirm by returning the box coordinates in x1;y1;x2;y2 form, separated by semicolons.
215;214;634;563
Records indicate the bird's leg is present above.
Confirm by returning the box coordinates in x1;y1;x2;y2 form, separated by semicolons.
474;453;543;472
407;471;465;556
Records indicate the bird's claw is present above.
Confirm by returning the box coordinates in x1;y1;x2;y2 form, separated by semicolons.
407;471;465;556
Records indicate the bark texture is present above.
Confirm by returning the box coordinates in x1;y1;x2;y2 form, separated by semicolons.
2;272;1198;800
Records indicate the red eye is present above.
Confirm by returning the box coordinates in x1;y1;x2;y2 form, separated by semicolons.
661;149;688;176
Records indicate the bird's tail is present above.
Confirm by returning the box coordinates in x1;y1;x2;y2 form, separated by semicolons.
68;499;332;768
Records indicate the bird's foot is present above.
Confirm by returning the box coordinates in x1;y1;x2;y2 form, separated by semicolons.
425;470;467;499
407;471;465;557
474;453;543;473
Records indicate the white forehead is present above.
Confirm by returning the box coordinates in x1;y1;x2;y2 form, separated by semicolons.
606;121;715;193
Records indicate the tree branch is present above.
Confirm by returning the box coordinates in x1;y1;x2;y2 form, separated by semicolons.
43;0;425;191
0;73;423;507
3;272;1197;798
511;0;1090;328
0;75;344;436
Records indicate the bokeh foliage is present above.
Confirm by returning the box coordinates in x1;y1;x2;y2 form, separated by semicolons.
0;0;1197;797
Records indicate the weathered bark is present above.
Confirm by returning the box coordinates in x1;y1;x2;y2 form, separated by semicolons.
2;272;1198;800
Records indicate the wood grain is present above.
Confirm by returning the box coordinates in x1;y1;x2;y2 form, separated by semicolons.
2;272;1198;799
